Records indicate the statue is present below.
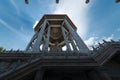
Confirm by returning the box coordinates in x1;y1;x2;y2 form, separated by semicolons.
56;0;59;4
116;0;120;3
24;0;120;4
85;0;89;4
25;0;28;4
24;0;90;4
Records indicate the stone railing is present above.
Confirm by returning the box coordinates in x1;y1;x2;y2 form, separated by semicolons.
91;40;120;54
0;51;90;60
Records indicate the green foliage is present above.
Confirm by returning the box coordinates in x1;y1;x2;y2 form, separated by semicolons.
0;47;3;52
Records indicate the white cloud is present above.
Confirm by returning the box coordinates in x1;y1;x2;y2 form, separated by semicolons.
52;0;90;37
85;36;98;49
33;20;39;29
85;34;114;49
103;34;114;41
0;19;28;42
10;0;20;14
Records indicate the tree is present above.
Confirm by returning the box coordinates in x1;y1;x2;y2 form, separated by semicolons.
0;47;3;52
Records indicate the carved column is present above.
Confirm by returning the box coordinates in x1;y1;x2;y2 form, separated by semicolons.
64;19;89;53
70;36;78;51
61;26;71;51
43;26;51;51
32;20;47;52
26;31;38;51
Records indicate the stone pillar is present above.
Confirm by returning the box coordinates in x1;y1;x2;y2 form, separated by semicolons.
61;26;71;51
32;20;47;52
43;26;51;52
26;31;38;51
64;19;90;53
70;36;78;51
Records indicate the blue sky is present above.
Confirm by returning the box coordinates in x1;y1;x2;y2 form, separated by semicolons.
0;0;120;50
